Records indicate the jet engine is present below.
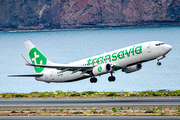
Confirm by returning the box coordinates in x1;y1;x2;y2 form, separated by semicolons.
92;64;111;76
122;64;142;73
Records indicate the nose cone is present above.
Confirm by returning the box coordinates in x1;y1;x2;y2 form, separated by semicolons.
164;44;172;53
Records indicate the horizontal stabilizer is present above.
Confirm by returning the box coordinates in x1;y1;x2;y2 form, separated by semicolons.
20;54;30;65
8;74;43;77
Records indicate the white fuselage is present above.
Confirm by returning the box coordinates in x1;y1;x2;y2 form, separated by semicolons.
35;41;172;83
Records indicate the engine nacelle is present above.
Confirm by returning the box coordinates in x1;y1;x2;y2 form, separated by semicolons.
122;64;142;73
92;64;111;76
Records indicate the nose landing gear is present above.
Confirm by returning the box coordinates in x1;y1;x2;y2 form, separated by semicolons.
157;61;161;66
156;55;165;66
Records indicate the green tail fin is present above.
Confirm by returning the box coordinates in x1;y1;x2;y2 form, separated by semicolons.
24;41;52;73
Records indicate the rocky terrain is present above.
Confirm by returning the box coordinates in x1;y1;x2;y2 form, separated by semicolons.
0;0;180;31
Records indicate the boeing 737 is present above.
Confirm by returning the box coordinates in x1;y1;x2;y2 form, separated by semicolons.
8;41;172;83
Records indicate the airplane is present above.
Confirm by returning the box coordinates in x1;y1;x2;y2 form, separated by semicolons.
8;40;172;83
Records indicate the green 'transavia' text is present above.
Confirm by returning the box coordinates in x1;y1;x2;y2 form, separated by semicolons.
87;45;142;65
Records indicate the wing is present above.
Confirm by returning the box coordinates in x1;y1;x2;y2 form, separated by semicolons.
20;54;93;74
8;74;43;77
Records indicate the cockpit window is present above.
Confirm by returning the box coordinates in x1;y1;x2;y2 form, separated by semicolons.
156;43;164;46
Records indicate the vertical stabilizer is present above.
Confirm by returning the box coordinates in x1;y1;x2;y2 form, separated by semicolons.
24;41;52;73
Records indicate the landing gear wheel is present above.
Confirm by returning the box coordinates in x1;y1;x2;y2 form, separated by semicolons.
157;62;161;66
108;76;115;82
90;78;97;83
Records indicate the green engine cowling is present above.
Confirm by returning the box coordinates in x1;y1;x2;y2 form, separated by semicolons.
92;64;111;76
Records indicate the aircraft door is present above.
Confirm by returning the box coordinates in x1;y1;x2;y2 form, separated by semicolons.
147;43;151;53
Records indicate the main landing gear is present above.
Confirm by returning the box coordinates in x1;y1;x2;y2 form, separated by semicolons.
90;77;97;83
108;72;115;82
90;73;116;83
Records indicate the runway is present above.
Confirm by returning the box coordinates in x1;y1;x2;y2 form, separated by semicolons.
0;98;180;107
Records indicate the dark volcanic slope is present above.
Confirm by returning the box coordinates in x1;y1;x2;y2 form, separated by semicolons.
0;0;180;31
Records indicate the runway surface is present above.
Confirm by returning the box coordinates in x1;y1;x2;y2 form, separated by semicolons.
0;98;180;107
0;116;180;120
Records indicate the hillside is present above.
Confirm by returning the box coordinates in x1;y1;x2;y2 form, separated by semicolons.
0;0;180;31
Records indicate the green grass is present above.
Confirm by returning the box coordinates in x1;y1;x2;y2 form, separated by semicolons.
1;90;180;98
59;109;63;113
112;107;117;112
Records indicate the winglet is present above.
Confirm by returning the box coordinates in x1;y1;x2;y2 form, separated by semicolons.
20;54;31;66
